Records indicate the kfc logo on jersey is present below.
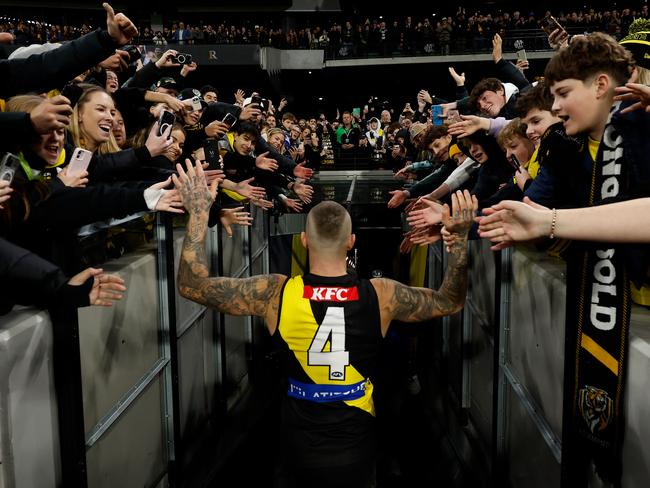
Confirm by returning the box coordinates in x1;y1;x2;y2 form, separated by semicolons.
303;286;359;302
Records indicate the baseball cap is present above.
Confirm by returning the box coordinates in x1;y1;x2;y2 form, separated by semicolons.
178;88;208;109
156;77;180;91
409;122;427;140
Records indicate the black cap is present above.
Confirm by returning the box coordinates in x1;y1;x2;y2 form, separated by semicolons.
178;88;208;109
156;77;179;90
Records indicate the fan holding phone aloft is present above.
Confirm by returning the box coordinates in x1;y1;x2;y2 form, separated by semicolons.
542;15;569;50
66;148;92;176
0;153;21;186
56;148;92;188
222;112;237;128
202;113;234;139
158;110;176;138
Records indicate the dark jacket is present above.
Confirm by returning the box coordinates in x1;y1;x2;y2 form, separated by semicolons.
0;112;39;149
3;181;150;266
0;29;120;98
465;134;515;207
0;238;93;315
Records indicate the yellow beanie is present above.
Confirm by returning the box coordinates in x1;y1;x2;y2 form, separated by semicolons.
448;144;462;159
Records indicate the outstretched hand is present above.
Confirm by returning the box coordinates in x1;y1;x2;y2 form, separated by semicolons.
293;162;314;179
293;181;314;203
172;159;218;215
251;197;274;210
234;89;246;105
448;114;489;138
387;189;409;209
281;197;303;213
234;177;266;200
614;82;650;114
68;267;126;307
406;198;444;229
441;190;478;237
219;206;253;237
476;197;551;250
256;151;279;171
409;225;442;246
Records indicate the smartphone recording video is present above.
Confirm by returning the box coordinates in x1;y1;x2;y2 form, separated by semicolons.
0;153;21;185
541;15;564;35
61;82;83;108
510;154;521;171
122;45;142;64
189;96;203;112
204;139;221;170
431;105;445;126
250;95;269;112
222;112;237;129
67;148;93;176
171;53;193;65
516;49;527;62
158;110;176;138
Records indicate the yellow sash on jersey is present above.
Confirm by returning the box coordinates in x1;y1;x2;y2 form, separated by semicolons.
278;275;375;416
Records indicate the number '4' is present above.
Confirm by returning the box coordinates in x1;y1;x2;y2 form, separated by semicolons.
308;307;350;380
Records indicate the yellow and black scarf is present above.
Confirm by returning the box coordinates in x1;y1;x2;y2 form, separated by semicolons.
561;101;631;487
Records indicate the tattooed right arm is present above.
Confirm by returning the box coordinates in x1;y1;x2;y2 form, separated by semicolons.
173;159;287;330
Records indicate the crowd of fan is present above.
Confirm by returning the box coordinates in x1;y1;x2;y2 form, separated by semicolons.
0;4;316;314
317;20;650;304
2;4;649;57
2;3;650;316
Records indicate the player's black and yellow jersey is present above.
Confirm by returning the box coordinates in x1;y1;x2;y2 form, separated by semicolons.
273;272;383;468
276;274;382;415
274;272;382;413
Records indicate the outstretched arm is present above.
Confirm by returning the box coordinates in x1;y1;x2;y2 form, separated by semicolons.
373;190;477;334
173;159;286;328
478;196;650;248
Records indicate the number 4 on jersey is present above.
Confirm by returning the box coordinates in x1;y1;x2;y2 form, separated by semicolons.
308;307;350;380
